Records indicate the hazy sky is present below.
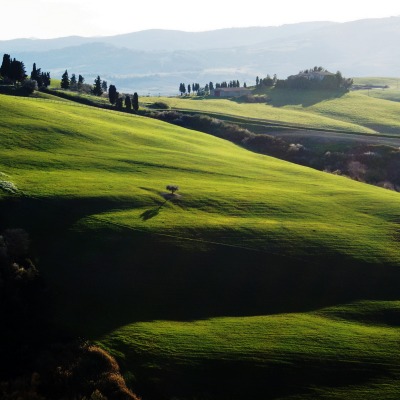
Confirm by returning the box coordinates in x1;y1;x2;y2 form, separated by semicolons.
1;0;400;40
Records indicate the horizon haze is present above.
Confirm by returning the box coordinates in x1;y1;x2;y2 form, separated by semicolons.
1;17;400;94
1;0;399;40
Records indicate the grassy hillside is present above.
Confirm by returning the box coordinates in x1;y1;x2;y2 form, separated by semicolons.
1;93;400;399
99;300;400;399
2;94;400;263
145;89;400;135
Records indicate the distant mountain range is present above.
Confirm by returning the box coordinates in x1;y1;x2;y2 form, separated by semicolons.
1;17;399;94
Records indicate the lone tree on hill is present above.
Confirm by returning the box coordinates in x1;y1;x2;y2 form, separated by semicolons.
166;185;179;195
61;70;70;89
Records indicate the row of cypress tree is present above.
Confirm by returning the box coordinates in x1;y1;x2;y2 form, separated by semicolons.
0;54;51;88
108;83;139;111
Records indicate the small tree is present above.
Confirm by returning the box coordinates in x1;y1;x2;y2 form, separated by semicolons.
61;70;70;89
30;63;38;80
116;96;123;110
132;92;139;111
0;54;11;79
9;58;26;84
179;83;186;96
40;71;51;87
78;74;84;90
108;84;117;104
102;80;108;92
166;185;179;194
70;73;77;90
92;75;103;96
125;95;132;110
22;79;38;94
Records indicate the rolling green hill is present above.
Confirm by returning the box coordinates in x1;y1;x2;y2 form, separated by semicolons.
1;93;400;399
99;300;400;400
144;89;400;135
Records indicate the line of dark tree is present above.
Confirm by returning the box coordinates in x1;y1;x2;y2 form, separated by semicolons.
56;70;140;111
256;74;277;87
179;82;202;96
215;80;247;89
60;70;106;95
108;84;139;111
178;80;248;96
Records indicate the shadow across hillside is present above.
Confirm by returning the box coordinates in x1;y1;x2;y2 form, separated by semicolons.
269;88;348;107
1;195;400;339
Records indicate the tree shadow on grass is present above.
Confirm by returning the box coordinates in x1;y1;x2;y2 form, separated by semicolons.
268;88;347;107
140;200;167;221
231;88;348;107
140;206;161;221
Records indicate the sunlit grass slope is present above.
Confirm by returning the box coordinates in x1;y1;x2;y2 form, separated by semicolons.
99;300;400;399
1;94;400;264
145;89;400;135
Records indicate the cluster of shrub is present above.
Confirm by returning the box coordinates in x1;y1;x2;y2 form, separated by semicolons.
0;54;51;95
319;146;400;190
0;228;139;400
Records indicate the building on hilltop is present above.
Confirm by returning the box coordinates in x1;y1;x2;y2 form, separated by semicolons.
288;70;336;81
